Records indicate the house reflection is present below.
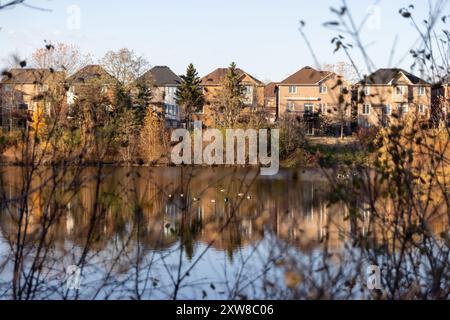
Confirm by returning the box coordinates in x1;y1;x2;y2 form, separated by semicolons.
0;167;447;261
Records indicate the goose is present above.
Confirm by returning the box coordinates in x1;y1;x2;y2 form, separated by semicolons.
238;193;245;197
211;199;216;203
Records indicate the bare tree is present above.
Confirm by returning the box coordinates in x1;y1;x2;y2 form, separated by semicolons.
101;48;149;86
31;42;93;75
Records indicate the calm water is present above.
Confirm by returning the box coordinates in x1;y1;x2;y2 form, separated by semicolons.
0;166;447;299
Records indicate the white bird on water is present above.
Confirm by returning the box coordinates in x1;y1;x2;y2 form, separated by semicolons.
211;199;216;203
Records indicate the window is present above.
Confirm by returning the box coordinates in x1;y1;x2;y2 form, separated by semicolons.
340;86;348;94
288;86;297;94
418;104;426;113
319;86;327;94
287;101;295;112
39;84;49;92
319;103;327;113
418;87;426;96
395;86;405;95
362;104;371;115
18;103;28;110
4;84;12;92
383;104;391;115
363;87;370;96
399;104;409;114
304;103;314;114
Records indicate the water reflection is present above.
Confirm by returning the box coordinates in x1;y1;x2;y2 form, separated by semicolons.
0;166;447;299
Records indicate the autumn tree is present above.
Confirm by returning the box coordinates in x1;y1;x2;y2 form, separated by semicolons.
211;62;244;128
140;108;167;163
31;42;92;75
101;48;149;86
175;63;204;129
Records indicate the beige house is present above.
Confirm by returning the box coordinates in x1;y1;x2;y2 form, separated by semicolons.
356;68;431;128
67;65;117;109
0;68;65;131
433;82;450;126
198;67;265;128
277;66;352;135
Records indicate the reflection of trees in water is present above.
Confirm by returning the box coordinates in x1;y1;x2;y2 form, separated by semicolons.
0;166;447;299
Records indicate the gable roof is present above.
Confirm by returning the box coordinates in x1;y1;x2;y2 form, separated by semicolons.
201;67;263;86
358;68;429;86
279;66;331;85
138;66;181;86
264;82;278;98
68;65;116;84
1;68;64;84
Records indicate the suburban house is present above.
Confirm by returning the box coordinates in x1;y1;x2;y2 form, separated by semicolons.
355;68;431;128
264;82;278;123
67;64;117;110
432;81;450;126
0;68;65;131
198;67;265;128
277;66;353;135
137;66;181;128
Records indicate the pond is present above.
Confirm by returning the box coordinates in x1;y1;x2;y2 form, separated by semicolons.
0;166;447;299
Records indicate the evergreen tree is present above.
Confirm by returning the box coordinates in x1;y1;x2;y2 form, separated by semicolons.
133;80;153;126
175;63;204;129
211;62;244;128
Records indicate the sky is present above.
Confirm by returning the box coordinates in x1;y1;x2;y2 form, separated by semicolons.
0;0;447;82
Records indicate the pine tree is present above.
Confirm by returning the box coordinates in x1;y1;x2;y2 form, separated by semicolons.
134;80;153;126
175;63;204;129
212;62;244;128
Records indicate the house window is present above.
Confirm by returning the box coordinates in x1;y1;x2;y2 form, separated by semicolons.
39;84;49;92
319;86;327;94
4;85;12;92
399;104;409;114
362;104;371;115
18;103;28;110
288;86;297;94
363;87;370;96
304;103;314;114
340;86;348;94
195;105;204;114
395;86;405;95
319;103;327;113
418;87;426;96
287;101;295;112
383;104;391;115
418;104;426;113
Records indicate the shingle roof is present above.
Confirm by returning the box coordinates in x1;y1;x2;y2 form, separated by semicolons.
201;68;263;85
68;65;116;84
264;82;278;98
358;68;429;85
138;66;181;86
279;66;331;85
1;68;64;84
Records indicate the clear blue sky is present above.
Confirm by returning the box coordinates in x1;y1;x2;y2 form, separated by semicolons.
0;0;447;82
